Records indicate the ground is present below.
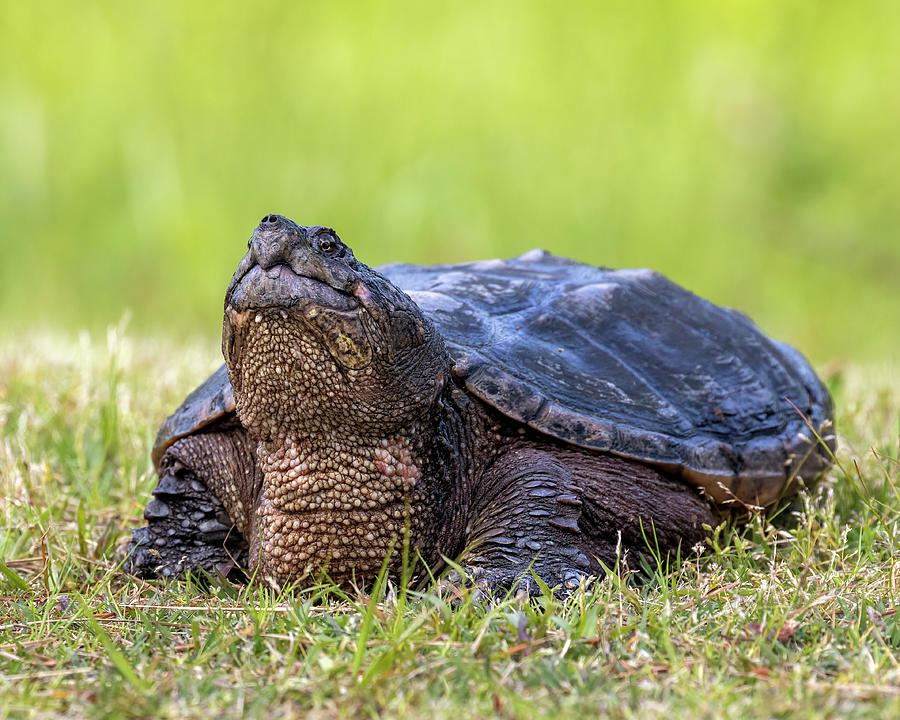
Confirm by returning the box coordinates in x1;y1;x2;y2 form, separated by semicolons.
1;330;899;719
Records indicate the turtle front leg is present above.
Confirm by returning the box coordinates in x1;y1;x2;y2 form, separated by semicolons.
459;448;596;596
126;420;262;581
460;446;718;595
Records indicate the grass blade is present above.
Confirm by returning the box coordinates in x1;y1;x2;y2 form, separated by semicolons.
0;559;30;592
79;598;150;693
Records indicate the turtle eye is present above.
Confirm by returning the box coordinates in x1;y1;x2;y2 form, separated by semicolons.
318;237;336;254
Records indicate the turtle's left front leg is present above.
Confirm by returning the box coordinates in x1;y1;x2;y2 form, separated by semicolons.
459;447;596;595
460;445;718;595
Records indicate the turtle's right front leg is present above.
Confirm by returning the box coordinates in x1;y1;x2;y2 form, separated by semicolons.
126;420;263;581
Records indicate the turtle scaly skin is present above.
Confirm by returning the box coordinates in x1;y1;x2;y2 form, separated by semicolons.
127;214;834;591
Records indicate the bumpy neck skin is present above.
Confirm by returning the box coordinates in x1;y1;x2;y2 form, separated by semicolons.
251;402;471;587
229;310;473;587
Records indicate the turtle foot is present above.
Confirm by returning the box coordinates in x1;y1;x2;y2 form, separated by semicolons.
124;461;248;581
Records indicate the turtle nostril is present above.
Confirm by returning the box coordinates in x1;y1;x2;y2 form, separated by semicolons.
261;214;279;225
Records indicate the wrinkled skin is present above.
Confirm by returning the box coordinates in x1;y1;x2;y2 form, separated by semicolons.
128;215;716;592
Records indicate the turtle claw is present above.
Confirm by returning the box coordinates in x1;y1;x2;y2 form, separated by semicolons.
214;560;237;579
143;499;171;520
437;565;538;605
437;563;595;603
152;473;187;497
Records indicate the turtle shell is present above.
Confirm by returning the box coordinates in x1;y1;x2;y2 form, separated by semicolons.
155;250;834;507
151;363;234;467
382;250;834;507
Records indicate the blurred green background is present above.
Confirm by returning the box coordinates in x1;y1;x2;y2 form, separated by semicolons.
1;0;898;364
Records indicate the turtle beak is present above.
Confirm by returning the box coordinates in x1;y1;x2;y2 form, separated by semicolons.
249;214;317;274
224;215;346;312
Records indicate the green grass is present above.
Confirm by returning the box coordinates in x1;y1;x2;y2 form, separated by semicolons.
1;332;899;718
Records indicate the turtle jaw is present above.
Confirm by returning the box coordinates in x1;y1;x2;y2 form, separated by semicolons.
223;261;376;380
225;262;358;316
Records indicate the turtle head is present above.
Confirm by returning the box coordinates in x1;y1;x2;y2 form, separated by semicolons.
223;214;448;440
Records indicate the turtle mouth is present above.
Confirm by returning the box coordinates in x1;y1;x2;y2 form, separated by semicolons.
226;262;358;314
224;261;376;373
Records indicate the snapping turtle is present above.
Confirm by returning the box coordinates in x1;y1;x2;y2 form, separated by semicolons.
127;214;835;591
